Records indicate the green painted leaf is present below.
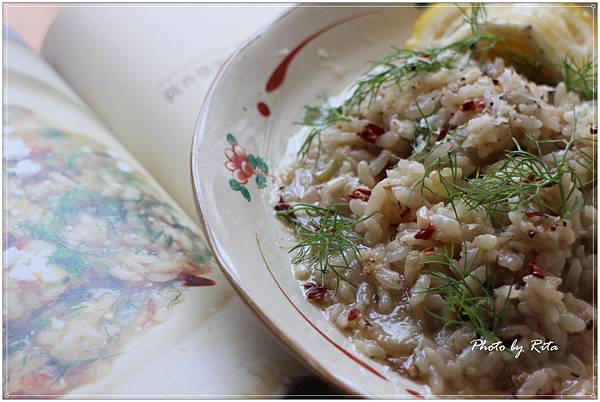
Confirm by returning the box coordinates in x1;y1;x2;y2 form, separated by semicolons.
33;318;51;329
192;253;207;264
248;154;257;169
43;128;65;139
226;133;237;145
48;246;86;275
256;157;269;173
240;186;251;202
8;341;26;355
229;179;241;191
256;175;267;189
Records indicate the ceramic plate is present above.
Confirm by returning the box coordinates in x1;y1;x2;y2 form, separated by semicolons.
191;5;429;397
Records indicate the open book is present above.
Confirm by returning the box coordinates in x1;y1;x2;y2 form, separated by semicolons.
4;5;334;397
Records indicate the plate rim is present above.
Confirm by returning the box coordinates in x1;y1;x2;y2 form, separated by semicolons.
190;5;424;398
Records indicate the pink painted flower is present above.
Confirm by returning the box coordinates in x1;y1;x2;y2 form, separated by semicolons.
224;144;253;184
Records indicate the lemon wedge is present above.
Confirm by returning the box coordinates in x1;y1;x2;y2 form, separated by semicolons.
407;4;596;83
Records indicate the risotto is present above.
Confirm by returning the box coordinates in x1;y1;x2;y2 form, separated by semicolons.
274;25;596;397
4;107;215;396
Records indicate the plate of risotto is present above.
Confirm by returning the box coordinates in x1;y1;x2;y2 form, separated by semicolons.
192;4;597;397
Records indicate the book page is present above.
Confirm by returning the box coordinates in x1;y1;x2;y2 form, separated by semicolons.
4;38;310;398
41;4;289;218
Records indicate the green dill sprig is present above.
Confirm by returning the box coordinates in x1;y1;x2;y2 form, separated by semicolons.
562;54;597;101
419;243;510;343
408;101;453;162
276;203;369;288
296;99;350;164
409;150;461;201
574;137;597;189
344;33;503;110
344;48;454;110
455;130;587;222
457;3;487;34
16;222;95;275
409;102;436;161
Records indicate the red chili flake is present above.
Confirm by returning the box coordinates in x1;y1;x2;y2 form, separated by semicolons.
20;371;54;388
303;282;329;302
30;146;52;158
348;187;371;202
459;98;485;112
146;298;157;316
525;212;544;218
400;207;412;222
423;246;435;255
14;238;29;250
419;53;430;59
590;124;597;135
347;307;360;321
181;273;216;287
414;224;435;240
357;123;386;143
523;174;535;183
528;261;545;279
274;195;290;211
437;127;449;140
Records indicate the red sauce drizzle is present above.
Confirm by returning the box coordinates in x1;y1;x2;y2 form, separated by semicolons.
257;102;271;117
265;12;378;93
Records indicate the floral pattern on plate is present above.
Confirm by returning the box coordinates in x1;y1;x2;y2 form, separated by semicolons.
224;133;269;201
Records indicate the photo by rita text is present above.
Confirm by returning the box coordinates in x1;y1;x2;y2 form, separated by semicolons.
470;339;558;358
